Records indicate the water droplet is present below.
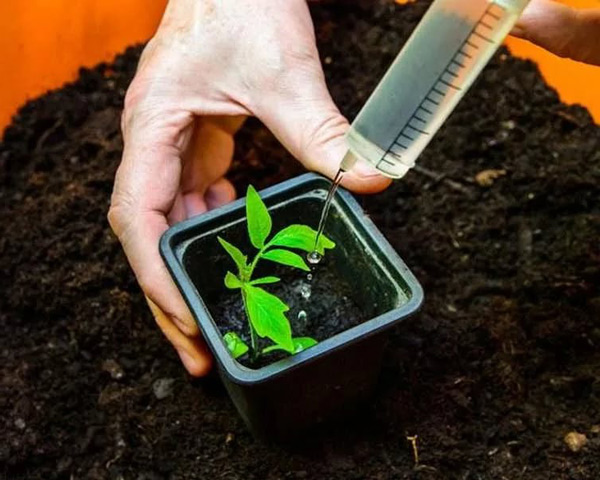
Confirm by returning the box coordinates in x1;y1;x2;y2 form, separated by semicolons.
300;283;312;300
298;310;307;322
307;251;322;265
307;273;313;282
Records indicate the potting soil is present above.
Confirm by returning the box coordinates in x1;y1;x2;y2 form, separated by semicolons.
2;1;600;478
213;264;365;369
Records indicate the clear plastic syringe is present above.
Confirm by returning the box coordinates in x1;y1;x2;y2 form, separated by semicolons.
340;0;531;178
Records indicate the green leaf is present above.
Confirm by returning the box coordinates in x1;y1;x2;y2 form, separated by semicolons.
262;337;318;355
250;276;280;285
261;249;310;272
218;237;247;273
244;285;293;352
269;225;335;255
223;332;249;359
246;185;272;249
224;271;243;289
291;337;318;353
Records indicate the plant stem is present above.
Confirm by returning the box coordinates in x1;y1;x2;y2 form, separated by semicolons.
246;244;267;280
241;288;258;362
249;324;258;363
240;243;272;361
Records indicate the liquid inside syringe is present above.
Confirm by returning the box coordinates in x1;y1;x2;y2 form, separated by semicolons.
341;0;531;178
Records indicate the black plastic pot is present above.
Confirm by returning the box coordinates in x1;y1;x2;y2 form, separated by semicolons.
160;173;423;441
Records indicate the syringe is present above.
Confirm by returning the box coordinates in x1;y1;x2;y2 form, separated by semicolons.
341;0;531;178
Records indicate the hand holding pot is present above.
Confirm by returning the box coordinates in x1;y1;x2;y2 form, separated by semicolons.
108;0;389;376
513;0;600;65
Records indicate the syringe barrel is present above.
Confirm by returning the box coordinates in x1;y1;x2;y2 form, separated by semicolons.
345;0;530;179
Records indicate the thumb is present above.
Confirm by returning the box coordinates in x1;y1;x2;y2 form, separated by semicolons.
255;69;391;194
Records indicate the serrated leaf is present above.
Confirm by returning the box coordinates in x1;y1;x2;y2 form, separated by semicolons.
269;225;335;255
244;285;293;352
250;276;280;285
223;332;249;359
246;185;272;249
224;271;243;289
262;337;318;355
218;237;247;273
261;249;310;272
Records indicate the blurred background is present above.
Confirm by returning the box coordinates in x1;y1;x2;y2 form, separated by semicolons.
0;0;598;135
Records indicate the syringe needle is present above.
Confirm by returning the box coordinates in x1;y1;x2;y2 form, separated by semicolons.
340;150;358;172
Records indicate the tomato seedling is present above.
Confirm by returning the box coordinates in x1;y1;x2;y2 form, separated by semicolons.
218;185;335;362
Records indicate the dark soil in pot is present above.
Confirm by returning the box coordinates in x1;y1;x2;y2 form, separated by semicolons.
1;0;599;479
213;265;364;369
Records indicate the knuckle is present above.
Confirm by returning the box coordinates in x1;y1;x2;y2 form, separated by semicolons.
303;112;347;151
121;82;147;136
107;191;135;238
121;56;160;136
106;204;125;236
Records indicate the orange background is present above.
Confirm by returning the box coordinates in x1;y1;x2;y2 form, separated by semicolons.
0;0;598;135
504;0;600;124
0;0;168;133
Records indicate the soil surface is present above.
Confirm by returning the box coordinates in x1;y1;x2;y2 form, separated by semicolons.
213;263;365;368
2;1;600;479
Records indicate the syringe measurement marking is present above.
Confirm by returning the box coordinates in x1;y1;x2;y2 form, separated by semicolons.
407;124;429;135
376;2;507;175
441;73;459;85
472;30;494;43
438;78;461;90
450;59;466;70
380;155;399;168
485;10;502;21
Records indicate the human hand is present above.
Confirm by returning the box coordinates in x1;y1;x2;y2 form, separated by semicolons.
108;0;390;376
512;0;600;66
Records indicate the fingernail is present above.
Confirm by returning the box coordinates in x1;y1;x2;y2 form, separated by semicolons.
183;194;208;219
179;350;197;370
178;349;212;377
350;160;385;179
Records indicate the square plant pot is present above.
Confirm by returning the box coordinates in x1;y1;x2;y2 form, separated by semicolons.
160;173;423;441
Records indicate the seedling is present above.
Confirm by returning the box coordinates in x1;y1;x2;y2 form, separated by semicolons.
218;185;335;362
